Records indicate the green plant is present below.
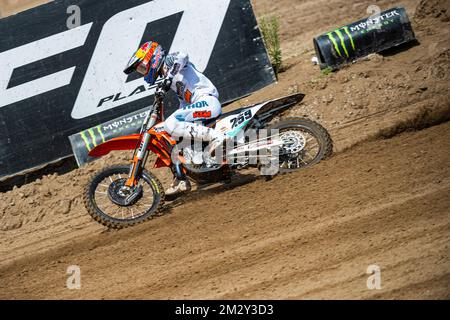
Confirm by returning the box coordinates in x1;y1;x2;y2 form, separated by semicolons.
260;15;282;76
321;66;333;76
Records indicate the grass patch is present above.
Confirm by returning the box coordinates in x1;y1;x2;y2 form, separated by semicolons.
321;66;333;76
260;15;282;77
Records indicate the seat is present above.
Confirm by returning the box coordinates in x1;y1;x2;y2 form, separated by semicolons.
201;107;249;127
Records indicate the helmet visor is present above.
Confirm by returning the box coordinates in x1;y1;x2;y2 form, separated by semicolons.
136;61;150;76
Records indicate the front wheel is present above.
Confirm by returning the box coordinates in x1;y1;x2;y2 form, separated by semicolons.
83;165;165;229
266;117;333;173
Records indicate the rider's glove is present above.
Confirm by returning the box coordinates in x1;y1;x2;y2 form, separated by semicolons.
155;87;165;100
160;78;172;92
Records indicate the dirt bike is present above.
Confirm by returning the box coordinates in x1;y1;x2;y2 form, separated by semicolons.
83;90;333;229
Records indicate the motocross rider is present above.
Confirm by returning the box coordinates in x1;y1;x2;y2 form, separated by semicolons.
124;41;226;197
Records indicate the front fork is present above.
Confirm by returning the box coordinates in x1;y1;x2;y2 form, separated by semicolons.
125;132;151;187
125;107;158;187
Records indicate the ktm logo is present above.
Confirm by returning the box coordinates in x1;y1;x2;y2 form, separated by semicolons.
193;110;212;118
0;0;231;119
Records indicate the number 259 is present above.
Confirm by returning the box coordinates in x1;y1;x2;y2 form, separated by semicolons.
231;110;252;128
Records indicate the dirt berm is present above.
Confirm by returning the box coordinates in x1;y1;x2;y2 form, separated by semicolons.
0;0;449;299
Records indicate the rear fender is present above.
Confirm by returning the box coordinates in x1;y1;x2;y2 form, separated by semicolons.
253;93;305;121
214;93;305;137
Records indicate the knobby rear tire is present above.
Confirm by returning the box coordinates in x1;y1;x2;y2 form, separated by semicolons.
267;117;333;173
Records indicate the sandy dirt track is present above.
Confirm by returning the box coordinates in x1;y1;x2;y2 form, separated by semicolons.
0;0;450;299
1;121;449;299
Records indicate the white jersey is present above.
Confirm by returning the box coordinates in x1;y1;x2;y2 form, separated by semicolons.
165;52;219;107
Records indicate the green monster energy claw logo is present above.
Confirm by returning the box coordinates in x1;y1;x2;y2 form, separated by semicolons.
80;125;106;152
327;26;355;58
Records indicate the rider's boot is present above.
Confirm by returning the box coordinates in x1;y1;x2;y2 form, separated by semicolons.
165;177;192;197
166;162;192;197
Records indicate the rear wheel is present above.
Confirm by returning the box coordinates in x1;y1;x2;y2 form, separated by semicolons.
266;117;333;173
83;165;165;229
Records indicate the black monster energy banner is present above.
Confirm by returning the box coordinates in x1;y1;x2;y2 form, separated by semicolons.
313;7;416;70
0;0;275;181
69;107;149;166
